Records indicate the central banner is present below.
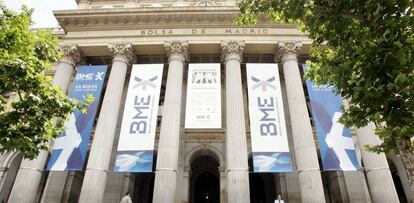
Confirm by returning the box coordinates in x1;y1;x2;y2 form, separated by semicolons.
185;63;221;128
114;64;163;172
246;64;292;172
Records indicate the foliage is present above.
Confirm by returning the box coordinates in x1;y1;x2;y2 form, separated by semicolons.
236;0;414;154
0;2;91;159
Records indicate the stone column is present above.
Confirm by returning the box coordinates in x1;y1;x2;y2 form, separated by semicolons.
277;41;325;203
221;40;250;203
285;173;301;203
356;123;399;202
182;168;190;203
220;167;227;203
8;45;81;203
343;171;371;203
78;43;134;203
152;41;188;203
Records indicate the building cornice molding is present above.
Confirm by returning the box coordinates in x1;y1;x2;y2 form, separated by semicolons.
54;7;295;32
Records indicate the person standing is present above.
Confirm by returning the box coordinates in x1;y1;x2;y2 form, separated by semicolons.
274;194;285;203
120;192;132;203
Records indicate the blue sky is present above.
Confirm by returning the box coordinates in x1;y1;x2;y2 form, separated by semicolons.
4;0;77;28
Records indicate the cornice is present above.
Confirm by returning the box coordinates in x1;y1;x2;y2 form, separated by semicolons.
54;7;296;32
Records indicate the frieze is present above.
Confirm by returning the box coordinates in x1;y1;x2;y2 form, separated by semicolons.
137;28;269;36
185;129;225;143
186;133;224;143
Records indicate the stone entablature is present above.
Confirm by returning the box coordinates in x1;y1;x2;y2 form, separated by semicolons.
54;7;310;56
76;0;235;9
58;27;309;56
54;7;283;32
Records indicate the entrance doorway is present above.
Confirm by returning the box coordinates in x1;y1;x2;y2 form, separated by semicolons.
190;155;220;203
133;173;155;203
249;173;276;203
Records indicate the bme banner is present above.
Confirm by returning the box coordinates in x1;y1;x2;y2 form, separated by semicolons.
303;64;361;171
114;64;163;172
185;63;221;129
246;63;292;172
47;65;108;171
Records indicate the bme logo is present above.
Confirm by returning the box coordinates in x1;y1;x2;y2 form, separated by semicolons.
76;73;94;80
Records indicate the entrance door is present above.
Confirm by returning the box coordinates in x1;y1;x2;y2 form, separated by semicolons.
194;172;219;203
190;155;220;203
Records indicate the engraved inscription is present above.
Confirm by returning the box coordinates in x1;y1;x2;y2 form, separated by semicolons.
137;28;269;36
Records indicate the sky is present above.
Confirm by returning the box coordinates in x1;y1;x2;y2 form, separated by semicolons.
4;0;78;28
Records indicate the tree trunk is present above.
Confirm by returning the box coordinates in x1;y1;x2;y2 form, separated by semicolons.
396;138;414;193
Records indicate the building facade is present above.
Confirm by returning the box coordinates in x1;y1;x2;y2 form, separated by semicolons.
0;0;413;203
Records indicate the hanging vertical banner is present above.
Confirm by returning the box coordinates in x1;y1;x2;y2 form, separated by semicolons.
303;64;361;171
114;64;163;172
246;63;292;172
46;65;108;171
185;63;221;128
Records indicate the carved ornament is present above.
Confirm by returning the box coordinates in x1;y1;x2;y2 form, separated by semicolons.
221;40;245;62
164;40;189;62
108;42;134;64
60;44;82;67
186;132;224;143
275;41;302;63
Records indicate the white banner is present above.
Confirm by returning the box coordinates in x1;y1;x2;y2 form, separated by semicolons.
185;64;221;128
114;64;163;172
246;63;292;172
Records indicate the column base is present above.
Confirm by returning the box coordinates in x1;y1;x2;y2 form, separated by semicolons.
78;169;108;203
226;169;250;203
153;169;178;203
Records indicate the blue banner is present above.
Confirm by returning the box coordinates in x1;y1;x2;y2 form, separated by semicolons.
303;64;361;171
46;66;107;171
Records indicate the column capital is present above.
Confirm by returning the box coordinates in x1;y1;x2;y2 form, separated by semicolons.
108;42;134;64
60;44;82;67
275;41;302;63
221;40;245;63
164;40;189;62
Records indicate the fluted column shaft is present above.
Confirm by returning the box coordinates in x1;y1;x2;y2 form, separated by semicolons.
277;41;325;203
356;123;399;202
153;41;188;203
8;45;81;203
221;40;250;203
78;43;133;203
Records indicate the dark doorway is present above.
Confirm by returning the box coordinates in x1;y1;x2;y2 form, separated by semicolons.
133;173;155;203
249;173;266;203
194;172;220;203
248;156;277;203
190;155;220;203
